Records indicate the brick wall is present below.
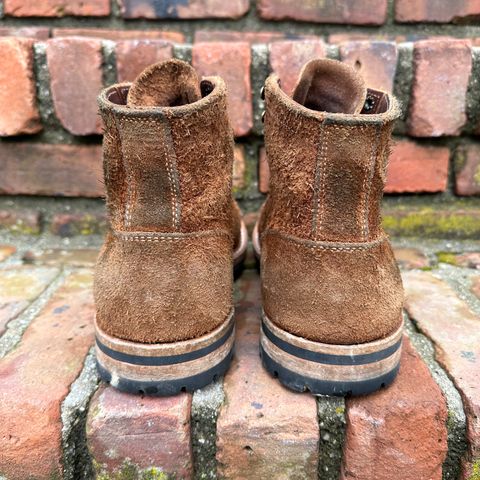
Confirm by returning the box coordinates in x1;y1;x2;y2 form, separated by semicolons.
1;0;480;218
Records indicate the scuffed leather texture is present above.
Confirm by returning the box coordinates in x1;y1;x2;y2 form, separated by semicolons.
95;232;233;344
261;231;404;345
95;64;239;345
260;62;404;346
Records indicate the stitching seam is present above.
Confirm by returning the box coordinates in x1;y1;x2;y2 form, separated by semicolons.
361;125;382;240
312;124;327;237
263;229;386;251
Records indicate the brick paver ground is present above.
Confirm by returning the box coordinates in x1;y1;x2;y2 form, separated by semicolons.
0;236;478;479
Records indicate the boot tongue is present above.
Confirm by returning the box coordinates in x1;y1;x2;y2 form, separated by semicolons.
127;59;202;108
291;59;367;114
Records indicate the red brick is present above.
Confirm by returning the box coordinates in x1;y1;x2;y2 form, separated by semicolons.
0;209;41;234
342;337;447;480
46;37;103;135
0;270;94;479
408;39;472;137
52;28;185;43
269;39;327;96
0;245;16;262
50;212;107;237
233;145;246;189
0;38;42;136
194;30;315;44
119;0;249;19
455;144;480;196
385;140;450;193
192;42;252;137
396;0;480;23
403;271;480;475
216;272;318;479
87;385;192;478
258;147;269;194
0;142;103;197
393;247;431;270
4;0;109;16
0;27;50;39
0;266;59;335
116;40;173;82
339;41;398;93
258;0;388;25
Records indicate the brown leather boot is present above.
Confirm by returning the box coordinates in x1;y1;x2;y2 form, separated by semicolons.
253;59;404;396
94;59;247;395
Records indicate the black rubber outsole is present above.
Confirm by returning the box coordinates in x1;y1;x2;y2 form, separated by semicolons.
260;345;400;397
97;349;234;396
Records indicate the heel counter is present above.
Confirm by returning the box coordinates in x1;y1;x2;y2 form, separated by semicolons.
94;231;233;344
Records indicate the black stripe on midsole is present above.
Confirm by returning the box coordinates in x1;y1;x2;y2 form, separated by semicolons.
96;322;234;367
260;345;400;397
97;349;234;396
261;320;402;366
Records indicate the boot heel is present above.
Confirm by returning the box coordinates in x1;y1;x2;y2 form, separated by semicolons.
95;311;235;396
260;313;402;396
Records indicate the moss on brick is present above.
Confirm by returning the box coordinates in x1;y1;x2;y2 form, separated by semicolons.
94;460;173;480
382;207;480;239
436;252;458;265
468;459;480;480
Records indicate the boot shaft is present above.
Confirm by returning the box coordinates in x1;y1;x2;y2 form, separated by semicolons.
262;60;401;243
98;61;234;234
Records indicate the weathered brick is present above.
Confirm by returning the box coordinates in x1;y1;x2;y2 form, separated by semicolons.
385;140;450;193
194;30;314;44
119;0;249;19
393;247;431;270
455;144;480;196
403;271;480;475
0;245;16;262
50;212;107;237
342;337;447;480
233;145;246;190
0;37;42;136
217;272;318;479
192;42;252;137
396;0;480;23
46;37;103;135
0;142;103;197
339;41;398;93
408;39;472;137
269;39;327;95
116;40;173;82
23;248;99;267
52;28;185;43
87;385;192;478
0;270;94;479
0;265;59;335
0;209;41;234
258;147;269;194
0;27;49;39
3;0;110;16
258;0;388;25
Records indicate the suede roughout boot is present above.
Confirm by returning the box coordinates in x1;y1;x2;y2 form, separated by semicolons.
253;58;404;396
94;59;248;395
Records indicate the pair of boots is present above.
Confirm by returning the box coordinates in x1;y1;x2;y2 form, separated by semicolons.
94;58;404;397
